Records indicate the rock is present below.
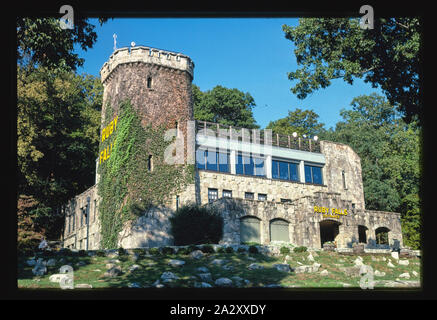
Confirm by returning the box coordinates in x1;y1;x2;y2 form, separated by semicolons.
284;255;291;261
32;264;47;276
75;283;93;289
387;261;395;268
307;254;314;262
161;271;179;281
198;273;212;282
342;283;352;287
382;257;386;261
374;270;386;277
104;265;123;277
222;264;233;271
273;263;291;273
248;263;264;270
76;261;86;267
194;282;213;288
320;269;329;276
312;262;321;272
196;266;209;273
398;259;409;266
106;259;121;264
391;251;399;260
399;272;410;279
106;263;116;269
294;263;320;274
247;256;256;261
128;282;142;288
215;277;233;287
340;266;361;277
92;269;101;272
49;274;68;283
412;271;418;277
128;264;141;272
46;258;57;267
168;259;185;267
354;258;363;266
210;259;226;266
190;250;204;259
26;259;37;266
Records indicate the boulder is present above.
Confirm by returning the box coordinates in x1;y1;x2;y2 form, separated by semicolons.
198;273;212;282
26;259;37;267
398;259;409;266
374;270;386;277
168;259;185;267
248;263;264;270
210;259;226;266
354;258;363;266
215;277;233;287
194;282;213;288
49;274;68;283
391;251;399;260
320;269;329;276
46;258;57;267
273;264;291;273
32;263;47;276
161;271;179;281
196;266;210;273
412;271;418;277
387;261;395;268
340;266;361;277
399;272;410;279
127;282;142;288
307;254;314;262
75;283;93;289
190;250;204;260
104;265;123;277
128;264;141;272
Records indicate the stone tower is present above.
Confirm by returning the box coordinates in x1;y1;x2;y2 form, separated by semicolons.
100;45;195;149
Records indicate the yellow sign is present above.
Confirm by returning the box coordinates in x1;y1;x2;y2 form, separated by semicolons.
314;206;348;219
99;116;118;164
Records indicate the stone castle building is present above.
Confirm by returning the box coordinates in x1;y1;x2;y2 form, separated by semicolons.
62;45;403;251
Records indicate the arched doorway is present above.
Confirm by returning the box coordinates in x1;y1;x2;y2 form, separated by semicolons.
240;216;261;244
375;227;390;245
319;220;341;247
270;219;290;243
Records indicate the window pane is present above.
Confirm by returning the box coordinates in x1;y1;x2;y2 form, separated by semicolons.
272;160;279;179
258;193;267;201
218;152;229;173
304;165;312;183
196;149;205;170
289;163;299;181
312;166;322;184
206;150;218;171
243;155;254;176
254;157;265;176
223;190;232;198
236;154;244;175
245;192;254;200
208;188;218;203
279;161;289;180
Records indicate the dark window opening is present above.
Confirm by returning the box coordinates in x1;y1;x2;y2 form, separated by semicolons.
258;193;267;201
358;225;367;243
208;188;218;203
223;190;232;198
320;220;341;247
280;198;292;203
375;227;390;245
147;76;152;88
245;192;254;200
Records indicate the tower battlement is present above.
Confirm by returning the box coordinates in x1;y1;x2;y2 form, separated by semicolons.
100;46;195;83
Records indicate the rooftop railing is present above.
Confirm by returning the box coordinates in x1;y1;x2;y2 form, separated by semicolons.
195;120;321;153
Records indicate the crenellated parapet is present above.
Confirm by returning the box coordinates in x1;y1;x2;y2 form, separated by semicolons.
100;46;195;83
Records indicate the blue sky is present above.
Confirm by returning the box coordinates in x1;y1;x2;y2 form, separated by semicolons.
75;18;384;130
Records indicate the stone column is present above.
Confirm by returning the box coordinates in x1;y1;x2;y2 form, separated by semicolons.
266;155;272;179
299;160;306;183
230;150;236;174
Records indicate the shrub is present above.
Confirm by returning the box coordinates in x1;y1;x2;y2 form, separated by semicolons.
237;247;246;253
225;246;234;254
170;203;223;246
280;246;290;255
216;247;226;254
177;247;189;255
96;250;106;257
248;245;259;254
78;250;87;257
162;247;175;255
201;244;215;254
188;245;200;253
293;246;307;253
149;248;160;255
118;247;128;256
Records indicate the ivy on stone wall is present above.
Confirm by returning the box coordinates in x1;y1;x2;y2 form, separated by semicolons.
97;100;194;249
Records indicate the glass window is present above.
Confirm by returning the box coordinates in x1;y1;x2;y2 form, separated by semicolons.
206;149;217;171
272;159;299;182
218;152;229;173
196;149;205;170
272;160;279;179
304;164;323;184
208;188;218;203
289;163;299;181
245;192;254;200
223;190;232;198
258;193;267;201
236;154;244;175
243;155;254;176
254;157;265;177
279;161;289;180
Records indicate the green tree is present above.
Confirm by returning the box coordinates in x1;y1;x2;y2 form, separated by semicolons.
282;18;421;124
266;108;325;137
324;93;421;248
17;65;102;239
17;17;108;72
193;84;259;129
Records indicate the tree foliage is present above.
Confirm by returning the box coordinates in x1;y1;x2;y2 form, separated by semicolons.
193;84;259;129
283;18;421;124
17;65;102;239
266;108;325;137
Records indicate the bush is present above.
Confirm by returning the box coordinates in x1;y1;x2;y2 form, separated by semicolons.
237;247;246;253
162;247;175;255
225;246;234;254
96;250;106;257
78;250;87;257
201;244;215;254
149;248;160;255
293;246;307;253
248;245;259;254
280;246;291;255
170;203;223;246
216;247;226;254
118;247;128;256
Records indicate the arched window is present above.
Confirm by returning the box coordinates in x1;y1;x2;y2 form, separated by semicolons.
375;227;390;245
240;216;261;244
270;219;290;243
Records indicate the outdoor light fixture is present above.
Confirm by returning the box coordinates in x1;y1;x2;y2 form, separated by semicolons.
314;136;319;141
302;134;307;138
292;132;297;138
131;41;136;47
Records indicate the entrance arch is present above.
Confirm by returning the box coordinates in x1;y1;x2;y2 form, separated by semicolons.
240;216;261;244
375;227;390;245
270;218;290;243
319;220;341;247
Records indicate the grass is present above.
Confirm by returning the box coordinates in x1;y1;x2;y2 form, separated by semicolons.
17;250;421;289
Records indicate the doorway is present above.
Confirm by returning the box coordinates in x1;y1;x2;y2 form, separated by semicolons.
319;220;340;247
